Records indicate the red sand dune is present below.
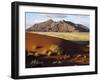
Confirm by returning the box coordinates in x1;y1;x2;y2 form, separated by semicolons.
26;32;63;54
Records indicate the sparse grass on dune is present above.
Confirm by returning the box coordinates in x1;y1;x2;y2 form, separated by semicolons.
27;32;89;41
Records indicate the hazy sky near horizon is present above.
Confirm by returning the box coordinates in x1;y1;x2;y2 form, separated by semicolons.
25;12;90;29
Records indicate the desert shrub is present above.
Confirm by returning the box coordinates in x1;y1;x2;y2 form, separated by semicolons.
52;60;62;64
49;44;63;55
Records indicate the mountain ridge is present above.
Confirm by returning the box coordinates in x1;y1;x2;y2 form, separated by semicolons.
27;19;89;32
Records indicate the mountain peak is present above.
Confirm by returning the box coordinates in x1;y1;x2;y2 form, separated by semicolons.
47;19;54;22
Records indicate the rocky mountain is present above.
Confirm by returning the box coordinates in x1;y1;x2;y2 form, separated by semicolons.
27;19;89;32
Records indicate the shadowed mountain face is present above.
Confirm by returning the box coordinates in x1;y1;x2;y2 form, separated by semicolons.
27;19;89;32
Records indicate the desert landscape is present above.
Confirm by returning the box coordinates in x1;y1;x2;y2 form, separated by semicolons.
25;19;89;68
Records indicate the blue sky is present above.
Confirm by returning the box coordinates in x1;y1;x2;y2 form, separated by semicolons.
25;12;90;29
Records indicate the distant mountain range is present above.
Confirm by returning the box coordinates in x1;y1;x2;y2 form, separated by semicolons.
27;19;89;32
